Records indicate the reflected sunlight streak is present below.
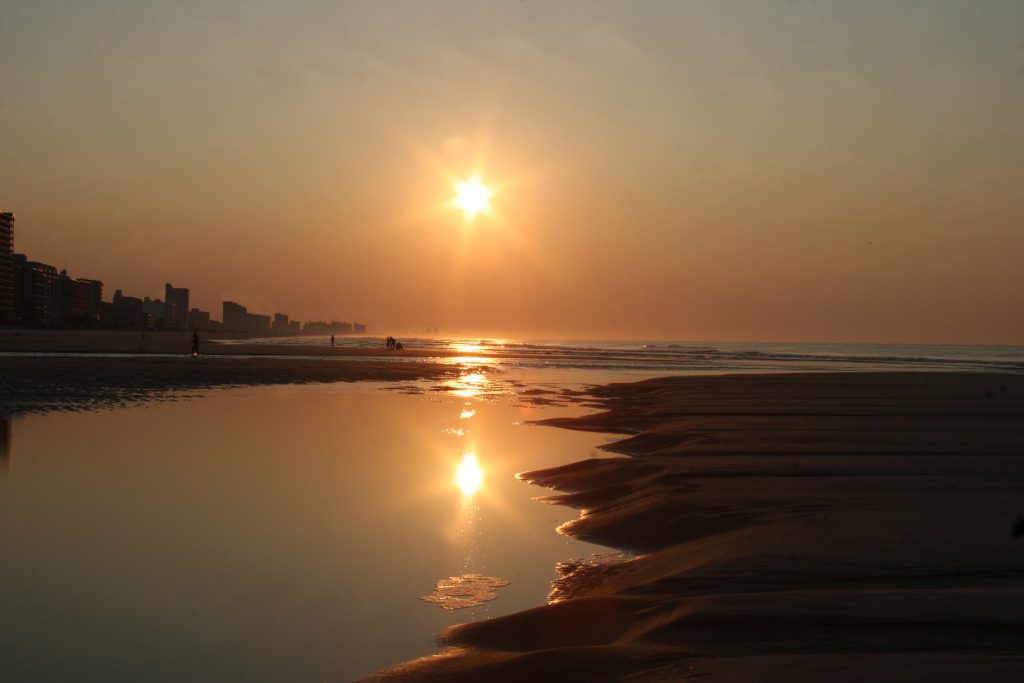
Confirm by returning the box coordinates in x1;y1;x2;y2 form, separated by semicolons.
457;452;483;496
448;372;488;398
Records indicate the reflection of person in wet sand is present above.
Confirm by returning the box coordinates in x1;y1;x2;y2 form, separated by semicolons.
191;333;200;357
0;415;11;470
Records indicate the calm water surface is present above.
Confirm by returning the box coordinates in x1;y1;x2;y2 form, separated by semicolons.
0;379;614;682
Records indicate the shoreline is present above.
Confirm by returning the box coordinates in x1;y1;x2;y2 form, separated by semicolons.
364;372;1024;682
4;335;1024;679
0;355;462;416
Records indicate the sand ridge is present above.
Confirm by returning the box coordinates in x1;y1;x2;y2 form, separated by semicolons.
365;372;1024;682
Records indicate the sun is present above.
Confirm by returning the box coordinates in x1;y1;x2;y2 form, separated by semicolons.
453;177;493;219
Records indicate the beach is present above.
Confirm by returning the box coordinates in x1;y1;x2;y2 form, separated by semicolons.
365;372;1024;682
0;330;467;415
3;333;1023;680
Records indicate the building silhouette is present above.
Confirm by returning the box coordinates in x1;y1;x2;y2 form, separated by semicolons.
113;289;145;329
247;313;271;336
272;313;290;334
187;308;211;332
0;212;14;323
0;216;367;334
57;273;102;326
13;254;59;325
223;301;248;332
164;283;189;330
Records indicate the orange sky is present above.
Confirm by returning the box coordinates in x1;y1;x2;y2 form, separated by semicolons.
2;1;1022;343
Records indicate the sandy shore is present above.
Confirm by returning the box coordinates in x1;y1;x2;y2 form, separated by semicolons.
365;372;1024;682
0;355;460;415
0;328;591;362
0;329;478;414
0;329;451;357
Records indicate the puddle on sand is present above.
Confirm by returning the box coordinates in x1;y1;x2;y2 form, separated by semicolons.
419;574;511;610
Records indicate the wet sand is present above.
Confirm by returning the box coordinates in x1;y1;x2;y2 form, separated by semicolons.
0;329;451;358
0;355;460;415
365;372;1024;682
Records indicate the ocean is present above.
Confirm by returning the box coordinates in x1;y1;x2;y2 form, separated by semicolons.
224;336;1024;375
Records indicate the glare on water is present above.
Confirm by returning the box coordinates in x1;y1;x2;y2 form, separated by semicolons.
448;372;488;398
456;452;483;496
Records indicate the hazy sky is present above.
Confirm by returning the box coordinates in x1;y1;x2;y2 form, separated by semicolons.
2;0;1022;342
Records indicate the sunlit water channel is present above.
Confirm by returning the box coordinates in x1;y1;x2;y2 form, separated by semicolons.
0;374;616;682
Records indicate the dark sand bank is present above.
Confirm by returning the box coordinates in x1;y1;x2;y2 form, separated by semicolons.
0;355;457;415
0;329;449;358
365;372;1024;682
0;329;476;414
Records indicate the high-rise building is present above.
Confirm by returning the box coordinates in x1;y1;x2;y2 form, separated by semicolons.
0;212;14;323
272;313;291;335
187;308;211;332
223;301;248;332
143;297;165;322
76;279;103;324
13;254;58;325
113;289;145;329
165;283;189;330
246;313;271;336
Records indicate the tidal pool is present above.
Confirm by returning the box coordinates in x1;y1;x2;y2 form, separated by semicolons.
0;379;613;682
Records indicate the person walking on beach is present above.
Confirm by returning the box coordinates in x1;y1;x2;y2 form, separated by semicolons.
191;333;200;357
330;334;335;348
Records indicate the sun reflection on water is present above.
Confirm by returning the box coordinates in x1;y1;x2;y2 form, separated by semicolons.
448;372;488;398
456;452;483;496
451;342;487;355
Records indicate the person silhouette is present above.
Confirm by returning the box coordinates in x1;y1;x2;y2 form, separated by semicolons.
330;334;335;347
191;333;200;357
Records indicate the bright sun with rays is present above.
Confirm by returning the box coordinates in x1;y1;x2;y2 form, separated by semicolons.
453;177;493;219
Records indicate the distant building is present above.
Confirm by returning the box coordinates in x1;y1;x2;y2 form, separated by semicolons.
303;320;329;334
223;301;248;332
113;289;145;329
0;212;14;323
246;313;270;336
287;320;301;334
143;297;165;325
54;270;100;327
303;320;358;335
100;301;116;327
13;254;58;325
164;283;189;331
353;323;366;334
73;278;102;325
272;313;290;335
187;307;211;332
